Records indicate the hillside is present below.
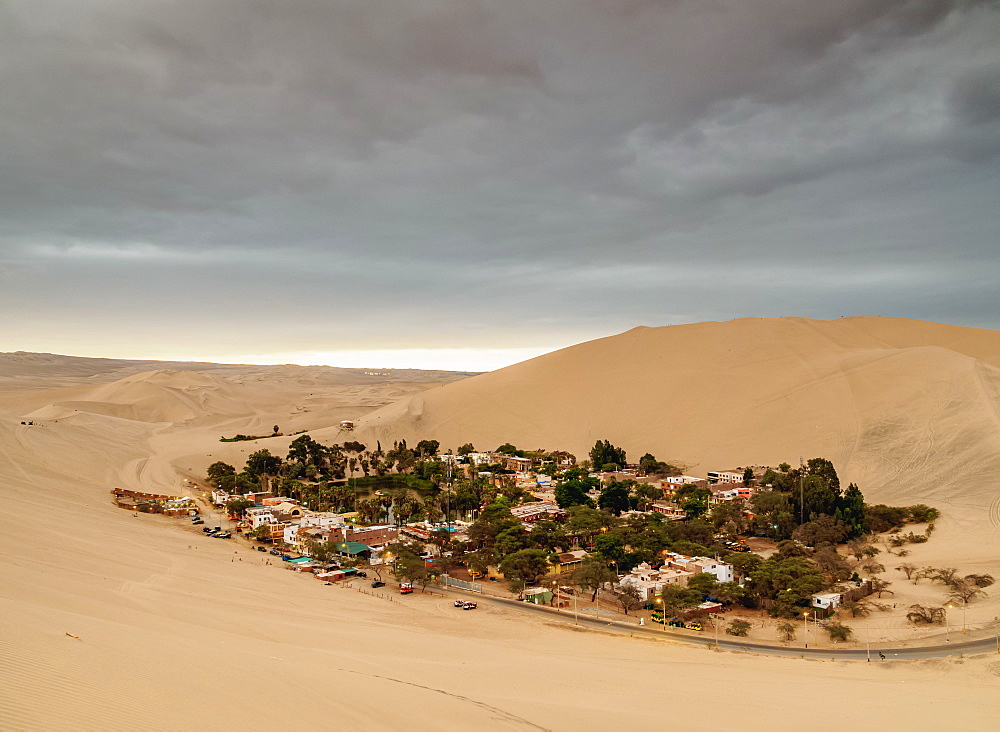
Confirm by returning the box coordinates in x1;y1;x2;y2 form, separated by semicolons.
352;317;1000;518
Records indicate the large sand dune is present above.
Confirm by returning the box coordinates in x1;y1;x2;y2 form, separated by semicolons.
355;317;1000;510
2;330;1000;729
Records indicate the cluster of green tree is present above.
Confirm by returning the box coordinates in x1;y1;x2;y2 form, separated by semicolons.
638;452;682;477
865;504;940;532
347;474;436;495
589;440;627;472
206;435;464;518
386;541;443;592
219;425;290;442
454;498;737;596
748;458;938;544
552;469;663;516
675;483;713;519
219;434;270;442
645;542;835;619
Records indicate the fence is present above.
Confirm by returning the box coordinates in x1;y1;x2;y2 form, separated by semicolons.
443;576;483;593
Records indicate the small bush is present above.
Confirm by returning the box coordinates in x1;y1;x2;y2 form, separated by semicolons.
823;620;853;642
776;621;797;641
726;620;751;637
906;604;945;625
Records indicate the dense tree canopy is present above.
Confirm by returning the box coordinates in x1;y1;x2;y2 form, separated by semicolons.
746;555;827;617
589;440;626;471
555;480;594;509
498;548;551;587
206;461;236;485
597;482;631;516
245;449;281;478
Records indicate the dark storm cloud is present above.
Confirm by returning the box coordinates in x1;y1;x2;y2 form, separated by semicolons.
1;0;998;358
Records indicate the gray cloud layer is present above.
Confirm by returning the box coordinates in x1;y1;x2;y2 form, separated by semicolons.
1;1;998;357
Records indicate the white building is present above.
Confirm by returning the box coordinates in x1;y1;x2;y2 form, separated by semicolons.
246;506;279;528
812;592;843;610
663;475;706;485
619;562;695;600
300;511;346;529
689;557;734;584
707;470;744;484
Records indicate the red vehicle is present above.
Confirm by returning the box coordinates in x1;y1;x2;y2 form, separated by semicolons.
399;582;413;594
462;602;477;610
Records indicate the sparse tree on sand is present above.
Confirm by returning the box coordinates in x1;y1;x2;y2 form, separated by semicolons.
776;621;797;641
823;620;853;642
906;604;946;625
612;583;643;615
726;620;752;637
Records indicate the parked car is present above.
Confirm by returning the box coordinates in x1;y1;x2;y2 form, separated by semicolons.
257;546;267;552
371;581;386;588
399;582;413;594
202;527;215;533
356;571;367;578
462;602;477;610
454;599;466;607
684;621;703;631
192;519;204;525
269;548;281;556
216;532;232;539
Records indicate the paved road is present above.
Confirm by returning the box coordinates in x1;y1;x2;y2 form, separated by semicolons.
435;585;1000;661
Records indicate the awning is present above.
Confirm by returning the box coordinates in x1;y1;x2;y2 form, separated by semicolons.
335;542;371;555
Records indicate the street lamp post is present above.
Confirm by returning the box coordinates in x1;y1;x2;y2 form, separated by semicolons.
945;605;952;642
803;612;809;649
656;598;665;633
962;598;968;634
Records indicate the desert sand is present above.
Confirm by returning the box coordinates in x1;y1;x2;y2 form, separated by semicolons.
2;321;1000;730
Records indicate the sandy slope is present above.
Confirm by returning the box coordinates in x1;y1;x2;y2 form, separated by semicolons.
354;315;1000;518
2;331;1000;729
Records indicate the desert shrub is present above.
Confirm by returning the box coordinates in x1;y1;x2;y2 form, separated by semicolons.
823;620;853;642
726;620;752;637
907;504;940;523
906;604;945;625
965;573;995;588
948;581;988;604
865;504;909;533
776;621;796;641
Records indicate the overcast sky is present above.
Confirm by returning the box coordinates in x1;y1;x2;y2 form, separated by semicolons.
1;1;998;370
